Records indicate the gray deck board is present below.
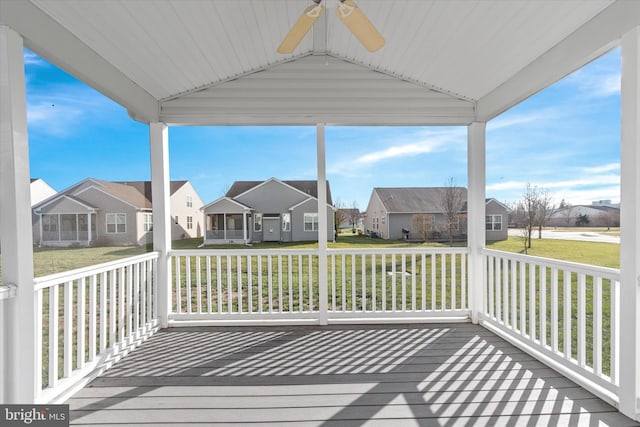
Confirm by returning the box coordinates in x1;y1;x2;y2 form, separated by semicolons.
67;323;640;426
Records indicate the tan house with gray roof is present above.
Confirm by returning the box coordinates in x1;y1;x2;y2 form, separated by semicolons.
32;178;203;247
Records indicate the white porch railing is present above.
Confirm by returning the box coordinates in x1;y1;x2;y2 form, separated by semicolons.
33;252;159;403
481;248;620;404
169;247;469;324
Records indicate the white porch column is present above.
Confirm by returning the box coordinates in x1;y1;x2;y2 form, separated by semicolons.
150;122;171;328
316;123;328;325
88;212;92;244
619;26;640;421
243;211;247;244
0;25;36;403
467;122;486;324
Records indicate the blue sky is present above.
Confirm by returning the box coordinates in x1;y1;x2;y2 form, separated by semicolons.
25;47;621;211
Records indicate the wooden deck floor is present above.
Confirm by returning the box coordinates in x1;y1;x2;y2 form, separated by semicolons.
68;323;639;426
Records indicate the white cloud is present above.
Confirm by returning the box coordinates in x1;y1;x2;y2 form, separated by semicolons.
24;50;47;66
582;163;619;174
329;127;465;177
562;49;620;98
487;111;550;132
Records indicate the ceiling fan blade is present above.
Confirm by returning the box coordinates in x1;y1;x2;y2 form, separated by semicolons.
336;0;385;52
277;3;324;54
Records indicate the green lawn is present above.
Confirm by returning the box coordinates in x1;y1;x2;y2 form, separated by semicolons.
0;235;619;280
487;237;620;268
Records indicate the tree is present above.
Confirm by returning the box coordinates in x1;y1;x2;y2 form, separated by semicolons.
411;214;434;241
438;177;466;245
534;188;554;239
514;183;552;250
349;200;361;233
576;213;590;227
334;199;348;234
510;200;530;253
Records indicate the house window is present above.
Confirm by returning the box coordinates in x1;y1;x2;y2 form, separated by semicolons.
43;214;58;232
486;215;502;231
106;213;126;233
186;195;193;207
304;213;318;232
187;216;193;229
254;213;262;232
143;213;153;232
282;213;291;232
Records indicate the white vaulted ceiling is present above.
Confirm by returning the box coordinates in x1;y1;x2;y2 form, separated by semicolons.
1;0;638;125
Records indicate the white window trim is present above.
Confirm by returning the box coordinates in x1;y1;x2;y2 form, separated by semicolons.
282;213;291;232
486;214;502;231
143;213;153;232
304;213;319;232
106;213;127;234
187;216;193;230
254;213;263;232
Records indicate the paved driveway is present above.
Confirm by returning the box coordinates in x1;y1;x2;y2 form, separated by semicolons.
508;228;620;244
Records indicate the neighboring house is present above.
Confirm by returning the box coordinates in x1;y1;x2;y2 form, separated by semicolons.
485;198;510;241
202;178;335;244
364;187;508;241
547;205;620;227
32;178;203;247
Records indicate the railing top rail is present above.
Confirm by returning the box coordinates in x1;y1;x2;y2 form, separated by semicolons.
482;248;620;279
34;251;159;290
328;247;469;255
170;247;469;257
170;248;319;256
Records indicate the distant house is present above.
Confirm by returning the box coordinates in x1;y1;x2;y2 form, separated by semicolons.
547;205;620;227
364;187;508;241
202;178;335;244
32;178;203;247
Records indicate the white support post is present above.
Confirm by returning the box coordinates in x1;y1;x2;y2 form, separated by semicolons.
150;122;171;328
619;26;640;422
243;211;248;244
316;123;328;325
467;122;486;324
0;25;36;403
88;212;92;245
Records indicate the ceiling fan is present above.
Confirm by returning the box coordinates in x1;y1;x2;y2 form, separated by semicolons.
277;0;385;54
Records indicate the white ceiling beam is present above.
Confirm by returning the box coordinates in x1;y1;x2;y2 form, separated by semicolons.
0;0;159;123
476;0;640;122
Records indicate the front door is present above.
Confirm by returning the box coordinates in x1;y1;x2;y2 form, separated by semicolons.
263;217;281;242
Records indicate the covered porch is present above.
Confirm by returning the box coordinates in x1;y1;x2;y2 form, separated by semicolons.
1;0;640;424
203;202;253;245
68;323;636;426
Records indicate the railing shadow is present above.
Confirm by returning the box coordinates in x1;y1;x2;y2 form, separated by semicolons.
68;324;638;426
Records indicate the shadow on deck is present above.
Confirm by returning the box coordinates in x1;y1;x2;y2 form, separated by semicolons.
67;323;639;426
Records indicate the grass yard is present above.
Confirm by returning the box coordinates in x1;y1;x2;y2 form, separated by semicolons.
487;237;619;268
0;235;619;280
